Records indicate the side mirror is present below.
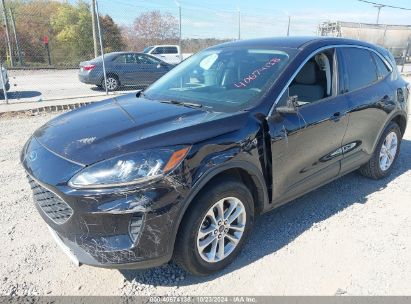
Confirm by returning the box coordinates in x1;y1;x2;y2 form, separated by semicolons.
276;95;299;114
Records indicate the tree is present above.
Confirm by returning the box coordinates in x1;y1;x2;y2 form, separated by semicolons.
6;0;64;64
100;15;125;53
125;11;179;51
0;0;125;66
51;1;94;63
51;2;125;63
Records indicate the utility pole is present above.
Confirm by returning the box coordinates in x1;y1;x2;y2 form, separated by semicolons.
237;8;241;40
358;0;411;25
1;0;14;67
287;16;291;36
174;1;182;60
95;0;108;95
375;4;383;24
91;0;99;58
178;3;182;56
9;8;22;65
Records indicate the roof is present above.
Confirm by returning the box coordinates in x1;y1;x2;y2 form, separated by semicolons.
211;36;379;51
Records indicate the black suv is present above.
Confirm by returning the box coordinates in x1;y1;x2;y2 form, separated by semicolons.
21;37;408;276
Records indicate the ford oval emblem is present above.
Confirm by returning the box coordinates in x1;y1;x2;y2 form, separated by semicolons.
28;151;37;162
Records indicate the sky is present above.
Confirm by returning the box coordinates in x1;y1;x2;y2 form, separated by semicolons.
95;0;411;39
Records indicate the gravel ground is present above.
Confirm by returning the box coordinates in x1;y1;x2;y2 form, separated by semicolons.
0;111;410;296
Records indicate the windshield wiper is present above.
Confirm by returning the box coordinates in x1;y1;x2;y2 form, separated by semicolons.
159;100;203;109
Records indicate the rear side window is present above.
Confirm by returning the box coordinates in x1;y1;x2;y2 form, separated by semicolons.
114;54;136;64
165;47;178;54
371;52;391;79
341;48;378;92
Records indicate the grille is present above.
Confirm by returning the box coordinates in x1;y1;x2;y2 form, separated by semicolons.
28;176;73;225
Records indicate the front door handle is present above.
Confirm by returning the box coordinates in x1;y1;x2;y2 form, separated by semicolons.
330;112;344;122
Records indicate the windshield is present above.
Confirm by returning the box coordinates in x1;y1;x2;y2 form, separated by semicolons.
144;46;296;112
143;46;154;53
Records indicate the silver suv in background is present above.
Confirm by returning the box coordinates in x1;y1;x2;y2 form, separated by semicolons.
0;65;10;94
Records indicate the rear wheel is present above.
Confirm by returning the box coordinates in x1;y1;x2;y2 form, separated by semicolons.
174;179;254;276
359;121;401;179
102;75;119;91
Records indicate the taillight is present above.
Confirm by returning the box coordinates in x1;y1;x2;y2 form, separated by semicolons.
82;64;96;71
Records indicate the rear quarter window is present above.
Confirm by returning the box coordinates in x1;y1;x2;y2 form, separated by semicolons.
371;52;391;79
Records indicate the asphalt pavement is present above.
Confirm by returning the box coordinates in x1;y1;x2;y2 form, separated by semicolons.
2;69;133;103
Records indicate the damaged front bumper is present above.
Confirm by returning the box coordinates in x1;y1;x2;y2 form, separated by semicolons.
22;138;188;269
48;226;171;269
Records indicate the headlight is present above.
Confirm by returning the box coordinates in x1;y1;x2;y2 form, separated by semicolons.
69;146;190;188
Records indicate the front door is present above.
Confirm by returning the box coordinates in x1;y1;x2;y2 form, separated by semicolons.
267;48;350;205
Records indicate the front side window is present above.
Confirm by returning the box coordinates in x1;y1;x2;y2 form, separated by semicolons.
283;49;335;106
341;48;378;92
144;47;296;112
136;54;161;64
143;46;154;54
151;47;164;55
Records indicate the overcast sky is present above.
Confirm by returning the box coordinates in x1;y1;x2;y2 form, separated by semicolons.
96;0;411;39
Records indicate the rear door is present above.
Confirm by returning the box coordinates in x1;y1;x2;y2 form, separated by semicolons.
267;48;350;204
338;47;395;174
164;46;181;64
113;54;140;85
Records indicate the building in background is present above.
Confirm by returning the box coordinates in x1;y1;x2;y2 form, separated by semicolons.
318;21;411;62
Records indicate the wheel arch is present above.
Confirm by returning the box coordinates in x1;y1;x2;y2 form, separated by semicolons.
169;161;269;255
392;113;407;137
370;111;407;153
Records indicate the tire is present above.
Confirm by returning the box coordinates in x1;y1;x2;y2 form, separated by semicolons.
174;178;254;276
102;75;119;91
359;121;402;179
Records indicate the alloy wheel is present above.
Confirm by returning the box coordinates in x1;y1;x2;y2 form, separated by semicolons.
196;197;246;263
379;131;398;171
104;77;118;91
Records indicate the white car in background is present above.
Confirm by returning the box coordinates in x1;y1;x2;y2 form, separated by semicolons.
143;45;192;64
0;66;10;94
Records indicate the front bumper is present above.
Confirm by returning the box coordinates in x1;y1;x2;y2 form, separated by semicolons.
22;138;189;269
48;226;171;269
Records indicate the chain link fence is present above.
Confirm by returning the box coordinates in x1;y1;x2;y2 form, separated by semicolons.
1;0;411;104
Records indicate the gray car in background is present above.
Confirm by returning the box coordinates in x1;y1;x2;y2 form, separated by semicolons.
79;52;174;91
0;65;10;94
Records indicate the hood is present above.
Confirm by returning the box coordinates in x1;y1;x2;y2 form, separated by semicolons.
34;94;248;165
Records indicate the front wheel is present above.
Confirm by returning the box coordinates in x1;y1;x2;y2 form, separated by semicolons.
174;179;254;276
359;121;401;179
